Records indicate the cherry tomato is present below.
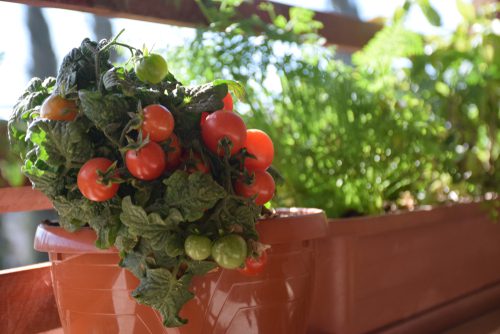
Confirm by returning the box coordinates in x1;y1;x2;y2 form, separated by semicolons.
141;104;174;142
77;158;119;202
200;111;209;126
222;93;233;111
182;152;210;174
125;142;166;180
40;95;78;121
165;134;182;171
134;53;169;84
238;251;268;276
201;110;246;156
211;235;247;269
235;170;275;205
244;129;274;171
185;235;212;261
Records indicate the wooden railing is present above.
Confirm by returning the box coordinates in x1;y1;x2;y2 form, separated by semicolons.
4;0;381;51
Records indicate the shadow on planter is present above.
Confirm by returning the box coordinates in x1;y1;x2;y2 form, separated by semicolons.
34;208;327;334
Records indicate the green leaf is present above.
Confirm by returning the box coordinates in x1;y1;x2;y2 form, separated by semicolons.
211;198;260;239
26;118;94;168
52;196;95;231
55;38;112;94
120;196;185;254
212;79;246;102
132;267;194;327
88;202;121;249
354;25;424;69
186;260;217;275
417;0;442;26
163;171;226;222
8;77;55;158
182;83;227;113
78;90;130;140
102;67;136;96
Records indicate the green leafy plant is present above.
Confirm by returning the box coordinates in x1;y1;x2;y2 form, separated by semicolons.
168;1;498;217
8;32;277;327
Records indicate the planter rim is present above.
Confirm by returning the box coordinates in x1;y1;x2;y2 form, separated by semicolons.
34;207;327;254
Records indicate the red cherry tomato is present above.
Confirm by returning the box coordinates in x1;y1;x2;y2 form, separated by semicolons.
141;104;175;142
125;142;166;180
244;129;274;171
200;111;210;126
182;152;210;174
77;158;119;202
222;93;233;111
201;110;246;156
165;134;182;171
235;170;275;205
40;95;78;121
238;251;268;276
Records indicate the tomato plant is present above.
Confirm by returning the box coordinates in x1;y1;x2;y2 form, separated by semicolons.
222;92;233;111
125;142;166;180
211;234;248;269
142;104;175;142
235;170;275;205
244;129;274;171
238;251;268;276
11;35;278;328
184;235;212;260
77;158;119;202
40;95;78;121
135;53;169;84
201;110;246;156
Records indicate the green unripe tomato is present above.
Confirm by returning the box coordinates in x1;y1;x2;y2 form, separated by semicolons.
135;53;169;84
211;234;247;269
184;235;212;261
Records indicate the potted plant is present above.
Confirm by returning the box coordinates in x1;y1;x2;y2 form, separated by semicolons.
8;32;327;332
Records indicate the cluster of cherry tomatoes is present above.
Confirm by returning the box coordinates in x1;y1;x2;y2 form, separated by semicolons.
42;88;272;276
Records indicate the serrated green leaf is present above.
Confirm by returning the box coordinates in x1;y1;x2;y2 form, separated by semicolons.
212;198;260;239
26;118;94;168
163;171;226;222
186;260;217;275
8;77;55;158
55;38;112;94
78;90;130;141
121;196;184;253
132;267;194;327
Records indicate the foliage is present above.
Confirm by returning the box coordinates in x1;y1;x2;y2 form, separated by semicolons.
167;0;499;217
9;35;270;327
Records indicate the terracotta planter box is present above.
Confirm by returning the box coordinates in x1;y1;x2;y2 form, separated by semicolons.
35;209;327;334
309;201;500;334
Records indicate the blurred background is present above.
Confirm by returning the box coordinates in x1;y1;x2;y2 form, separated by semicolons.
1;0;497;270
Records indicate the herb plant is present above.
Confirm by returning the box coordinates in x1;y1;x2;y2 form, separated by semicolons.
169;1;499;217
8;33;276;327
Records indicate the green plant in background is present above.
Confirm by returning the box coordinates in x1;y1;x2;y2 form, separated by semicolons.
409;2;499;200
0;52;25;187
168;0;499;218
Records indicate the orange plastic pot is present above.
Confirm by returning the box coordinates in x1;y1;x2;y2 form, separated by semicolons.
34;208;326;334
